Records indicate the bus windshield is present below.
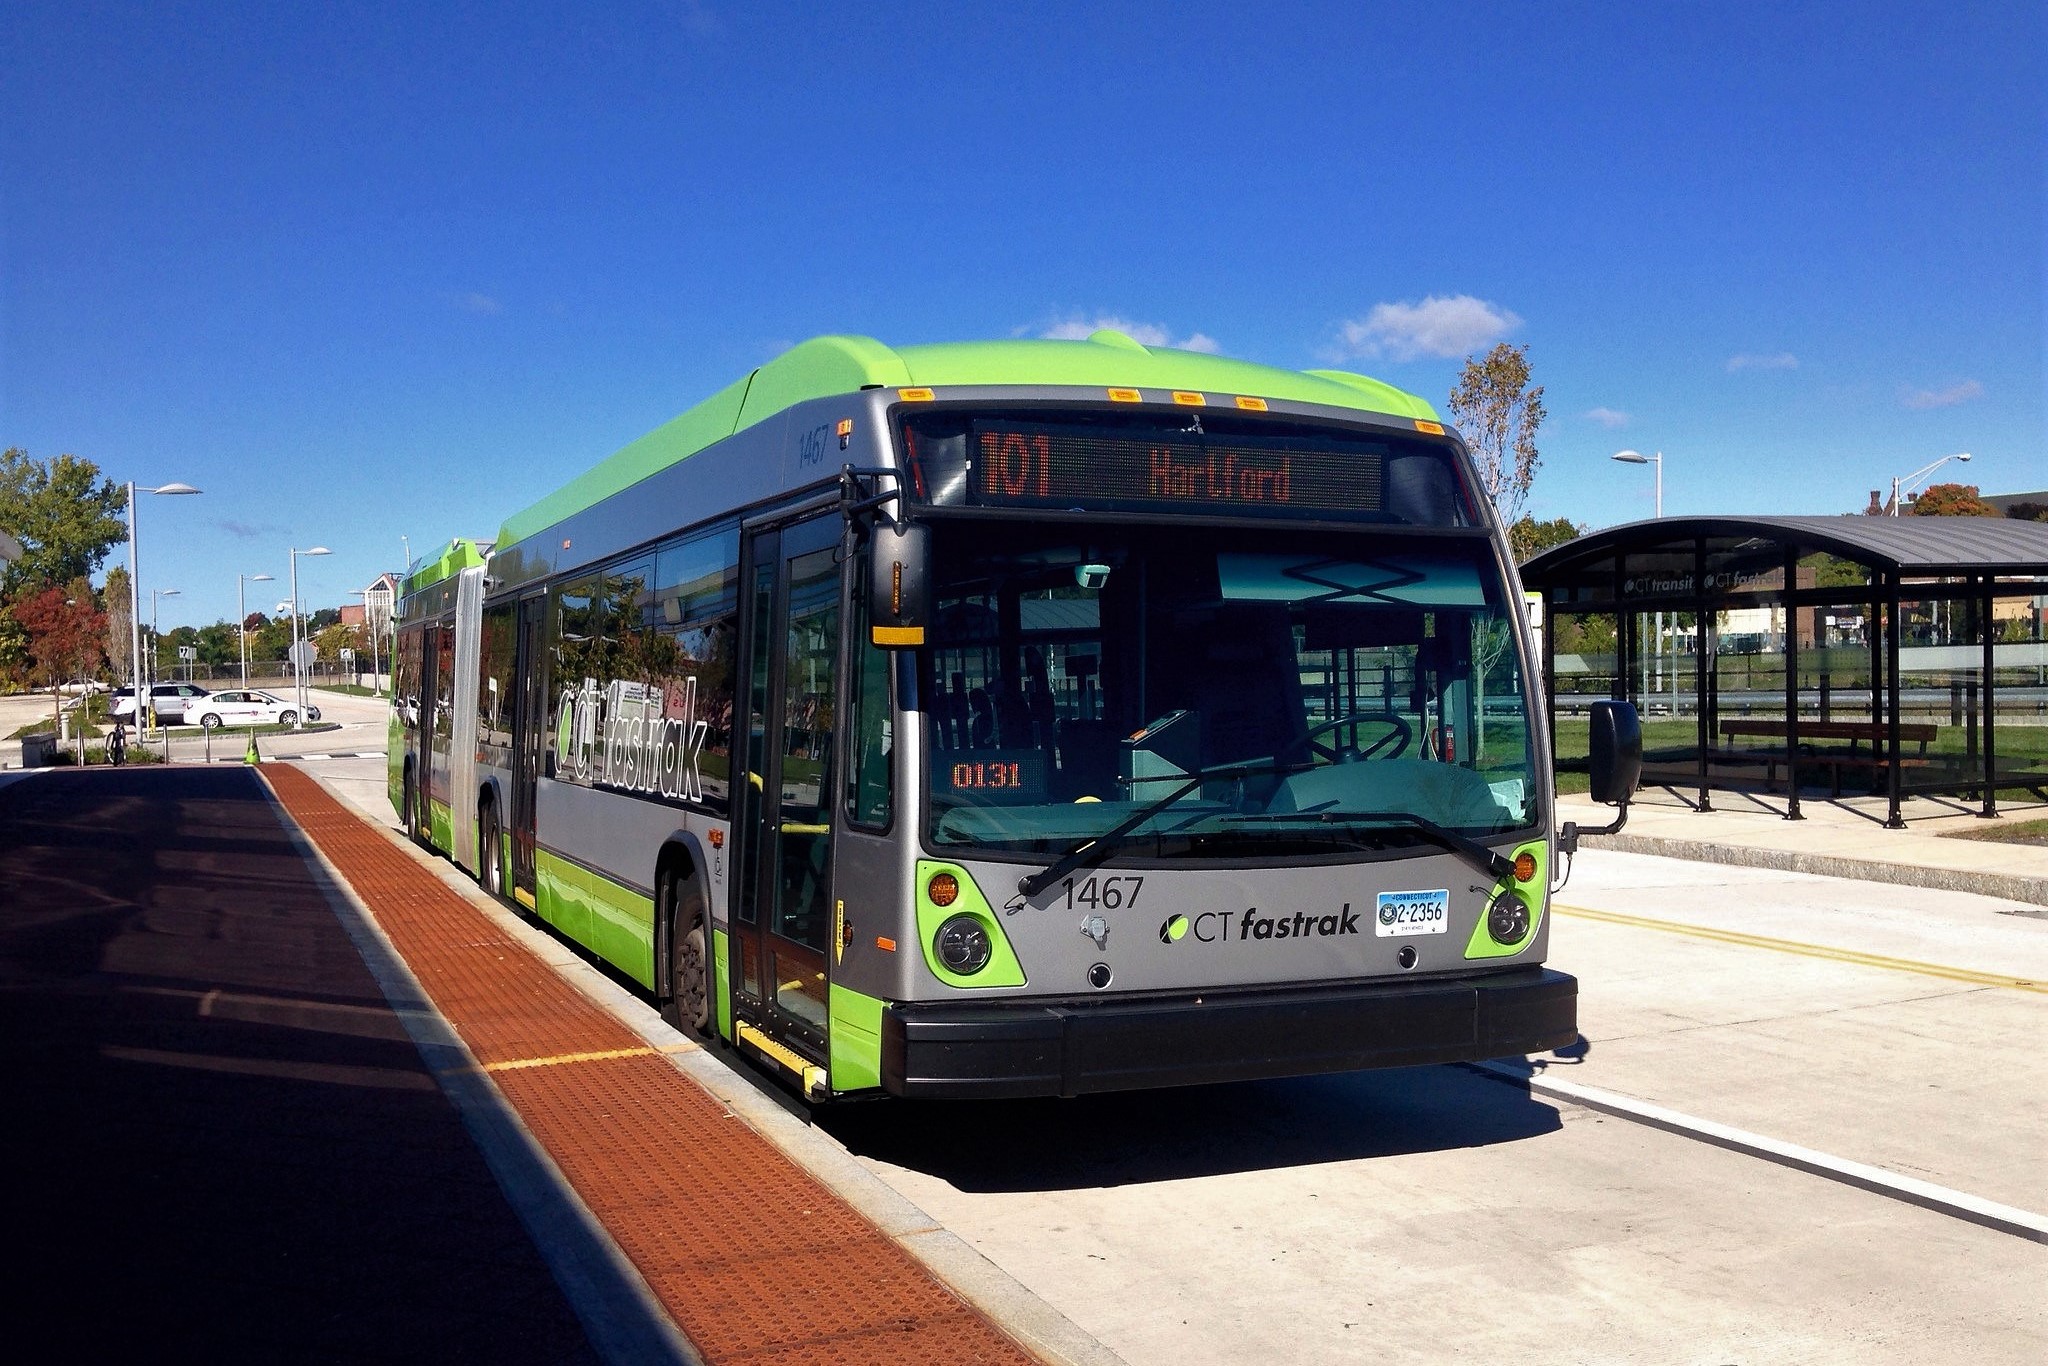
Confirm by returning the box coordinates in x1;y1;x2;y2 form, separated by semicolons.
920;520;1539;860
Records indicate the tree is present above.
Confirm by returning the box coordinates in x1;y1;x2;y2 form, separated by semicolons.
1510;515;1583;563
314;621;361;661
2005;501;2048;523
1447;343;1546;527
1910;482;1999;517
0;449;128;595
14;579;107;732
194;621;239;668
250;617;295;668
103;565;134;686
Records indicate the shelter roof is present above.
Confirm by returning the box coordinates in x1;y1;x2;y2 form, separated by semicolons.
1523;515;2048;582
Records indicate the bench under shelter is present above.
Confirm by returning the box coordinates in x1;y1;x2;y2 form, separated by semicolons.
1521;515;2048;826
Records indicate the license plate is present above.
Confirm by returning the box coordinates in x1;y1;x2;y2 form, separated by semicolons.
1375;889;1449;937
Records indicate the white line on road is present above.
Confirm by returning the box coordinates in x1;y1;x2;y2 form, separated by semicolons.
1472;1060;2048;1245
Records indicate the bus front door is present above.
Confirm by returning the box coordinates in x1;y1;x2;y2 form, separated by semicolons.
508;594;548;910
728;514;842;1081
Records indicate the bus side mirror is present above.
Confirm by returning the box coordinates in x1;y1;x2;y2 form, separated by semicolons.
867;522;930;648
1588;700;1642;807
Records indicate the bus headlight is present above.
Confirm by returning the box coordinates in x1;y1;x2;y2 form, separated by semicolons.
1487;892;1530;945
934;914;993;975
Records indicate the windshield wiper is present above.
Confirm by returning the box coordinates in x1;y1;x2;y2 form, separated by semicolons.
1014;758;1308;899
1223;809;1513;882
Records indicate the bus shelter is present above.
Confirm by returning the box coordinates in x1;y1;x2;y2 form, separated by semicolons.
1521;516;2048;826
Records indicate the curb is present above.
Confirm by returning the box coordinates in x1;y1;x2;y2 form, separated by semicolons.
1583;830;2048;907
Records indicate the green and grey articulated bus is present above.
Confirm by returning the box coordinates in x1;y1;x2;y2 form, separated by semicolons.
391;332;1639;1101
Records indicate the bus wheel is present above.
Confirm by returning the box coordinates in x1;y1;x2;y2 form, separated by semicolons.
479;802;505;901
403;768;423;847
660;870;711;1036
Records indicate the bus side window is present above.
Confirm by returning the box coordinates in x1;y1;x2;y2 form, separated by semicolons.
845;550;893;829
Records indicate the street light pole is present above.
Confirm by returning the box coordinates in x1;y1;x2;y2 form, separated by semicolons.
288;546;331;729
123;481;200;738
1890;452;1972;516
238;572;275;687
1612;451;1670;707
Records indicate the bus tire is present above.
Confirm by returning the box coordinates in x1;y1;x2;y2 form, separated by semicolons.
479;799;507;903
659;867;711;1037
403;766;424;847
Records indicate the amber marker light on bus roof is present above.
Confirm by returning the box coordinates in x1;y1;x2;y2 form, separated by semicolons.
899;387;935;401
1107;388;1141;403
1416;420;1446;435
927;872;960;907
1514;851;1538;883
1171;391;1207;406
1234;396;1269;411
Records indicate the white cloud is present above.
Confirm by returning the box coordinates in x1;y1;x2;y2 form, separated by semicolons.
1900;379;1984;410
1332;294;1521;362
1725;351;1797;372
1038;314;1221;353
454;291;503;315
1585;406;1630;429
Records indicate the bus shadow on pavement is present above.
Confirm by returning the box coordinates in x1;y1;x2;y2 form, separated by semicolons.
818;1062;1566;1192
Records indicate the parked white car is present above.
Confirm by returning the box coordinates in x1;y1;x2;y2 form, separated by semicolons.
189;689;320;729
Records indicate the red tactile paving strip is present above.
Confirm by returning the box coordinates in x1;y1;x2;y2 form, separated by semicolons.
263;765;1040;1366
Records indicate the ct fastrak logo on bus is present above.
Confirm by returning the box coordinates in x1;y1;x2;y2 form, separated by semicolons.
1158;905;1361;946
556;675;709;801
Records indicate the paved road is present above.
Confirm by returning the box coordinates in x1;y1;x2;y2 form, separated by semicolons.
0;767;599;1363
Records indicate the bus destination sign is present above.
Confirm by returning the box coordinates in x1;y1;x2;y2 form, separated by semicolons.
970;422;1387;517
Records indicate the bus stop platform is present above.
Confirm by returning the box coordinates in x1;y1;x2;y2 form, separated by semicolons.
0;765;1059;1365
1558;787;2048;907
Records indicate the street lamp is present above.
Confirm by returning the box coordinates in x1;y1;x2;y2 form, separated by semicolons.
1612;450;1670;707
238;572;275;686
123;481;200;738
1890;452;1971;516
288;546;331;729
1611;450;1664;517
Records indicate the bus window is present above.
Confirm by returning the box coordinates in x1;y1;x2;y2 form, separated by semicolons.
479;602;515;751
845;548;893;829
653;530;740;811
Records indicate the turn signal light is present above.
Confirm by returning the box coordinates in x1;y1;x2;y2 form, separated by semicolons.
1514;851;1538;883
927;872;960;907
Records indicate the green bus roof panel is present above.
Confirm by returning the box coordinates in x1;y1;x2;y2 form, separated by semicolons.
493;333;1438;550
402;538;490;597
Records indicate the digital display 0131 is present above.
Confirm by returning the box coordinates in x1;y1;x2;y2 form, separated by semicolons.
970;421;1387;516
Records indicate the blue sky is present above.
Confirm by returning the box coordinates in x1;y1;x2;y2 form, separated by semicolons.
4;1;2042;630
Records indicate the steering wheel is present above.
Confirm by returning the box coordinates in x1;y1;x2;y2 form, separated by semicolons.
1290;711;1412;764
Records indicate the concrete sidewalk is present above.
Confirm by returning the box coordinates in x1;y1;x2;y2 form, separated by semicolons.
1559;785;2048;907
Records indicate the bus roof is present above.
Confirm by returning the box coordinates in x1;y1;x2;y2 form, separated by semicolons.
401;538;491;597
494;331;1439;550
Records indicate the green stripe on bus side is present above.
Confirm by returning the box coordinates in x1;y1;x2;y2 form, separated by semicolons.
713;927;733;1042
535;849;656;991
828;984;885;1094
428;798;452;854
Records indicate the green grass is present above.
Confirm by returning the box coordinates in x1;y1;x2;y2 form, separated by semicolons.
1940;817;2048;846
314;683;389;697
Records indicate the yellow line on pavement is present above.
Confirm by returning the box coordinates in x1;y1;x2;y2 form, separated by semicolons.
1552;902;2048;995
482;1042;694;1073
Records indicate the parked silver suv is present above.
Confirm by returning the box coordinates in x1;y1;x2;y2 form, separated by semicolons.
108;683;211;724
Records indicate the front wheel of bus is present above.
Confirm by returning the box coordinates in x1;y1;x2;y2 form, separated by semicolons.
660;870;711;1036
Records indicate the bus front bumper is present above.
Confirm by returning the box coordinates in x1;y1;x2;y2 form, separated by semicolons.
879;966;1577;1099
